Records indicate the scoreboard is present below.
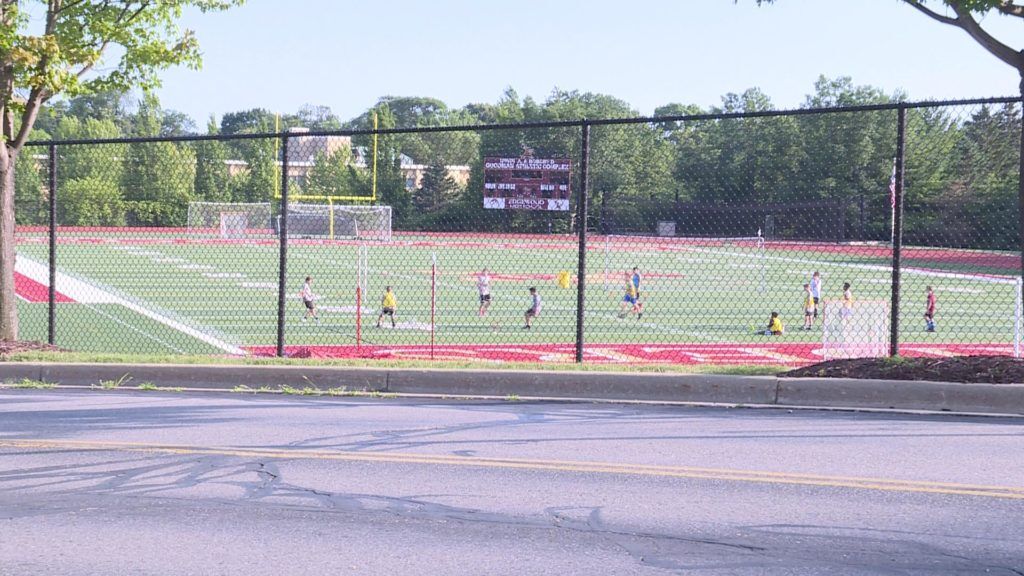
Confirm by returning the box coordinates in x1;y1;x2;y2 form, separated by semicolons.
483;156;572;211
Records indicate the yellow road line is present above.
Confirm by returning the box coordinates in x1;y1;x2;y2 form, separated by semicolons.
2;438;1023;500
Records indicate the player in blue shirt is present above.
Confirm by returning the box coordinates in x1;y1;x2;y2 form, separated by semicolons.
631;267;644;320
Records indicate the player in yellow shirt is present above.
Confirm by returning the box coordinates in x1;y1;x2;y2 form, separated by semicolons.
765;311;784;335
377;285;397;328
618;273;640;319
801;283;815;330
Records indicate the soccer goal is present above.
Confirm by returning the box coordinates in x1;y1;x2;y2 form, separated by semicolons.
821;299;890;360
187;202;273;239
284;203;392;242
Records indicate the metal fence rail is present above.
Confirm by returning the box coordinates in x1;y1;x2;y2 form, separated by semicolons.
13;95;1022;367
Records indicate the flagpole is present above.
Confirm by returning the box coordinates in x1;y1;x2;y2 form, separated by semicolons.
889;157;897;245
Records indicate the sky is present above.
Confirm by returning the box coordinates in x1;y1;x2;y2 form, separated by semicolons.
152;0;1022;125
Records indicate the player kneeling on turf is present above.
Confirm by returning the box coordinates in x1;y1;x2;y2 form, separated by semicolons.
523;287;541;329
763;311;784;335
377;286;396;328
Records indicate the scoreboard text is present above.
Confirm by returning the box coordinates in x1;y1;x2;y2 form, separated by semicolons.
483;156;571;211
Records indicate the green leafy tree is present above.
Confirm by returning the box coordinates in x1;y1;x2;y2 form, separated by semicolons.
122;94;196;225
951;103;1021;248
748;1;1022;89
14;143;45;225
796;76;898;240
194;117;231;202
0;0;243;339
51;116;126;226
414;163;458;212
220;108;278;135
59;175;124;226
306;146;362;198
293;104;341;131
235;130;277;203
220;108;277;158
351;104;411;224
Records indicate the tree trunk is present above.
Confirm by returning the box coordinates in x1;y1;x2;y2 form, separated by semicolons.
0;148;18;341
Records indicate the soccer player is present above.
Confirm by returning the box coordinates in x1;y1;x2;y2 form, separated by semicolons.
841;282;854;319
765;311;784;335
377;285;397;328
810;271;822;319
477;268;492;316
523;286;542;329
802;283;815;330
618;273;640;319
631;266;644;319
299;276;318;323
924;285;937;332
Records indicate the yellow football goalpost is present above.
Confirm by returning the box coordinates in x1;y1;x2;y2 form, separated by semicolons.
274;112;380;239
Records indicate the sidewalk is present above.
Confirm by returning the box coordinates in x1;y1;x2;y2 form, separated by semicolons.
2;362;1023;416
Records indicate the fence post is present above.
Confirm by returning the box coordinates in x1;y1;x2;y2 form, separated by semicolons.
575;122;591;364
47;143;57;346
889;105;907;357
276;135;289;357
1018;90;1024;357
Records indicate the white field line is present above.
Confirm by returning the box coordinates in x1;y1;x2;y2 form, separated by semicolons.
80;302;188;354
289;251;471;293
681;246;1018;285
16;255;245;355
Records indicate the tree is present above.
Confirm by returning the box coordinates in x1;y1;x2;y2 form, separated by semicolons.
235;129;277;203
294;104;341;131
901;1;1023;91
220;108;277;136
14;141;45;225
122;94;196;225
194;117;231;202
0;0;243;339
351;104;411;225
749;2;1022;87
414;163;458;212
52;116;126;226
306;146;361;199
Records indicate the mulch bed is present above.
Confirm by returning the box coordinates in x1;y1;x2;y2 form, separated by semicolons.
0;340;65;357
783;355;1024;384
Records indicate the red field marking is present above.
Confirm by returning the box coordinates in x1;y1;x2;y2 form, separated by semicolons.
14;272;74;303
761;242;1020;272
245;342;1016;366
456;271;686;283
16;226;1018;271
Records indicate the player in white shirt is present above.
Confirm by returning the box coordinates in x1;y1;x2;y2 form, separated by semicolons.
523;287;542;329
809;271;822;321
299;276;318;323
477;268;492;316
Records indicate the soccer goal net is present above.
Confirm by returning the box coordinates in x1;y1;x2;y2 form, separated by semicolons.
187;202;273;239
821;299;890;360
284;203;392;242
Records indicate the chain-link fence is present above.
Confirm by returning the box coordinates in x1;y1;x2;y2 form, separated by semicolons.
13;96;1022;367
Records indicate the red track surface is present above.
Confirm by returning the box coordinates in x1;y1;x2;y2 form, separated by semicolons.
14;272;74;303
245;342;1015;365
14;227;1021;272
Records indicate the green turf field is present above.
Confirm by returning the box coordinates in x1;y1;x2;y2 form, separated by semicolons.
13;232;1021;358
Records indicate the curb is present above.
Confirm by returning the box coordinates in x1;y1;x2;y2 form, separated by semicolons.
1;363;1022;416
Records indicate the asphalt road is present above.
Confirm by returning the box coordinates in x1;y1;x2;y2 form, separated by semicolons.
1;390;1022;575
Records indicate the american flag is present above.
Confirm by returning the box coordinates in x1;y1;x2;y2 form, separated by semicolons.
889;158;897;208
